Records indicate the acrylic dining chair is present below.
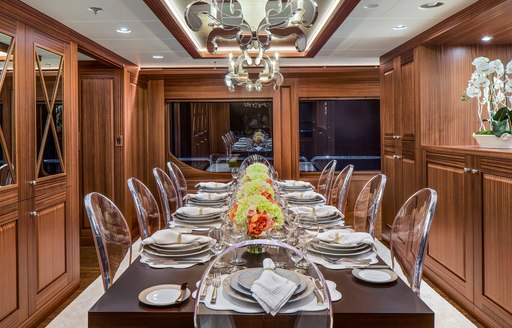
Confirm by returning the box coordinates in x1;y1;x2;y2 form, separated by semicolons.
328;164;354;214
317;159;337;199
167;161;188;207
84;192;132;291
353;174;386;238
127;177;162;239
390;188;437;297
153;167;179;227
239;154;271;173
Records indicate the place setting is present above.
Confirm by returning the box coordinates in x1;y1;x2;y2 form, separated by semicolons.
283;190;326;206
276;180;314;193
185;192;229;208
139;229;214;269
195;181;232;193
289;205;345;228
171;206;226;230
138;282;191;307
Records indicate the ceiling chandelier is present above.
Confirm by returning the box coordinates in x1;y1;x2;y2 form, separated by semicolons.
185;0;318;92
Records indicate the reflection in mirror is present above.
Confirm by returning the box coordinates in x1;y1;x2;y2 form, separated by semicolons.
299;99;381;172
166;101;273;172
0;32;16;186
35;47;64;177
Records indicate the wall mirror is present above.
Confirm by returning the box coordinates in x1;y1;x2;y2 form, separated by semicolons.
0;32;16;186
166;101;273;172
35;46;64;178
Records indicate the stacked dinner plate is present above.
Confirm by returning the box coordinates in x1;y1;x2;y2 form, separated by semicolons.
142;238;212;259
222;268;316;305
277;180;314;193
284;191;325;206
186;192;228;208
172;207;224;227
307;239;373;259
195;182;231;193
290;205;344;227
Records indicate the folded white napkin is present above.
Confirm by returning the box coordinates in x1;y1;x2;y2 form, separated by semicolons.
251;259;298;316
289;205;343;218
187;193;228;201
316;229;374;246
195;182;230;189
176;206;226;216
141;229;211;246
277;180;313;188
284;191;325;200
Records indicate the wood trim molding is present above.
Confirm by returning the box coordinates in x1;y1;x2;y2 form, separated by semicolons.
0;0;137;70
380;0;507;63
143;0;360;59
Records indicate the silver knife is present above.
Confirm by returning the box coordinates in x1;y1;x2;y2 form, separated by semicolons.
310;278;324;304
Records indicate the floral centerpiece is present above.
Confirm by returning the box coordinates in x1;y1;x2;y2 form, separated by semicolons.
463;57;512;148
252;130;266;145
229;163;283;253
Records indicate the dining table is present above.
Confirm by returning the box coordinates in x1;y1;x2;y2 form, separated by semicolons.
88;252;434;328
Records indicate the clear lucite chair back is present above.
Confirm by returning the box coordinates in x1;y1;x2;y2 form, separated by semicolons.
239;154;271;173
390;188;437;296
328;164;354;214
0;163;13;186
127;177;161;239
222;135;230;156
167;161;188;207
194;239;333;328
317;160;337;199
84;192;132;291
153;167;179;227
353;174;386;237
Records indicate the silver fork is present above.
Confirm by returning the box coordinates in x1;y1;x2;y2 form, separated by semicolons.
322;256;371;265
210;273;221;304
200;274;213;301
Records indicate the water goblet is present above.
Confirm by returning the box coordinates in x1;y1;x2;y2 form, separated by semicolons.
208;227;227;268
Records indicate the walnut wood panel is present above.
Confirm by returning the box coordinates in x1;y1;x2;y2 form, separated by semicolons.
418;45;512;147
381;65;396;144
400;60;415;139
208;104;230;155
401;158;417;204
0;217;18;322
381;151;399;232
79;77;114;232
35;203;66;292
475;173;512;327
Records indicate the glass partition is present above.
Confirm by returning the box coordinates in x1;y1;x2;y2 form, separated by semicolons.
167;101;273;172
0;32;15;186
35;47;64;177
299;99;380;172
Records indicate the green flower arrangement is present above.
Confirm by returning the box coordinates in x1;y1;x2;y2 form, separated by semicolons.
237;178;274;200
241;163;270;183
233;194;284;232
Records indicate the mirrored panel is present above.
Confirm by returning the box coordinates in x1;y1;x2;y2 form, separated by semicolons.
0;32;16;186
35;47;64;177
166;101;273;172
299;99;381;172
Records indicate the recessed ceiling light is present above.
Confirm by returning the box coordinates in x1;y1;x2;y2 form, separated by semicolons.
152;55;164;59
419;2;444;9
363;3;379;9
116;27;131;34
393;25;408;31
481;36;493;42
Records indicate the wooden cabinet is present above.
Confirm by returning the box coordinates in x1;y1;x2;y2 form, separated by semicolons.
380;52;419;238
423;147;512;327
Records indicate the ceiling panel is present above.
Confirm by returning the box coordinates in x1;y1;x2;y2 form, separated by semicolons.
21;0;479;68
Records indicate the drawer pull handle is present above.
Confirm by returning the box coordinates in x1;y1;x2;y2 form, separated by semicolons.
29;180;37;186
30;211;37;217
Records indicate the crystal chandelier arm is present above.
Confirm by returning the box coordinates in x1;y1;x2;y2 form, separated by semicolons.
185;0;244;32
235;21;254;50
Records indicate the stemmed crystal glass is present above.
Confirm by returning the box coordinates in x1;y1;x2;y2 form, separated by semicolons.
270;226;288;268
226;225;247;272
208;227;227;268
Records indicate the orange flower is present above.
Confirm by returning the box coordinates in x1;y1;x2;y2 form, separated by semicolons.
262;191;273;201
247;212;270;237
229;203;238;222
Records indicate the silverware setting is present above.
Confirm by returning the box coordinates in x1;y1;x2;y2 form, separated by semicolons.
200;274;213;301
322;256;372;265
210;272;221;304
174;282;188;304
310;277;324;304
146;258;205;265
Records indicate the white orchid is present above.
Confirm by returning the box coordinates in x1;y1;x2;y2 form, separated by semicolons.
472;56;489;66
490;59;504;76
466;85;481;98
473;76;490;88
476;61;493;75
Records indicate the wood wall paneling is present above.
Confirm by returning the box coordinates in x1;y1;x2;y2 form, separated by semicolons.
0;214;19;322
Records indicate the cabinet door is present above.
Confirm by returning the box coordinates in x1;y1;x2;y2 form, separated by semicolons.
381;63;396;147
424;152;474;306
381;148;400;234
475;158;512;327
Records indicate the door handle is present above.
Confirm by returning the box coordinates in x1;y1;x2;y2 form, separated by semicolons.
463;168;471;173
471;169;479;174
30;211;37;217
29;180;37;186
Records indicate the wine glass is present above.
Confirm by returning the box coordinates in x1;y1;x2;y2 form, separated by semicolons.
208;227;227;268
270;226;288;268
227;226;247;272
295;214;319;270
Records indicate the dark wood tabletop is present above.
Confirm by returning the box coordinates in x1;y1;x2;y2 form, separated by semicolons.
88;252;434;328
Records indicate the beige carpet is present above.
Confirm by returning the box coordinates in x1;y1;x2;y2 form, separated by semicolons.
47;240;476;327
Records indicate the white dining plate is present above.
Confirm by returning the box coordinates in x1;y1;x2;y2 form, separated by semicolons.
143;244;211;258
147;242;206;255
308;244;373;257
138;284;191;306
352;269;398;284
